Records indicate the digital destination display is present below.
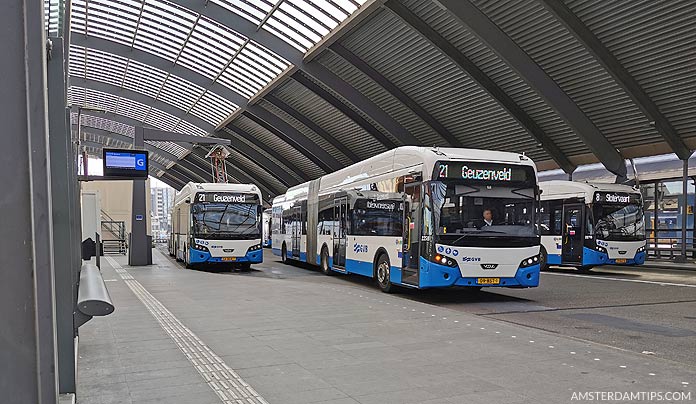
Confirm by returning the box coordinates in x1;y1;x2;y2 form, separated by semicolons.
103;149;148;178
195;192;259;204
435;161;532;184
595;192;640;205
359;199;403;212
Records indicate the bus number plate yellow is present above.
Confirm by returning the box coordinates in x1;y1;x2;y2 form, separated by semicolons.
615;259;627;264
222;257;236;261
477;277;500;285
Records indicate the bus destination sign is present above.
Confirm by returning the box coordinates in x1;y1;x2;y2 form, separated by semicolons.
195;192;259;204
435;161;531;184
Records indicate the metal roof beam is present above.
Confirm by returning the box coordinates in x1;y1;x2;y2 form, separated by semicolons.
243;106;342;172
386;0;575;173
75;78;216;133
223;125;310;182
330;42;461;148
142;128;230;145
175;158;213;183
169;163;206;184
540;0;691;161
264;93;360;163
71;35;248;107
164;0;416;151
432;0;625;177
74;125;182;161
214;130;299;187
159;172;186;190
291;72;398;150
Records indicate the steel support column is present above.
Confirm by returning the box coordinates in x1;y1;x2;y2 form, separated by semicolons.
1;1;58;402
433;0;625;177
128;127;152;266
47;36;77;395
679;159;689;262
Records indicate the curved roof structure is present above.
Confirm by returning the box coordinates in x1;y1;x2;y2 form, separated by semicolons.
46;0;696;197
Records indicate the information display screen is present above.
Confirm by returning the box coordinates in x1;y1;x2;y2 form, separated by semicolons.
103;149;149;178
594;192;641;205
194;192;260;204
434;161;534;185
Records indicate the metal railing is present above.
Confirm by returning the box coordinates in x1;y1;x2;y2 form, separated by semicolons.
646;230;696;260
101;210;127;255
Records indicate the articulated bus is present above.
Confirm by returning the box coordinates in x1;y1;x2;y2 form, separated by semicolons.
169;182;264;269
538;181;646;271
272;146;541;292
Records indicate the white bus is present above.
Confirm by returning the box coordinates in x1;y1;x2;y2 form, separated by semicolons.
169;182;264;269
539;181;646;271
272;146;541;292
262;208;272;248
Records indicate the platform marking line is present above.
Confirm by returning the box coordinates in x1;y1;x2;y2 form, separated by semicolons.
105;257;268;404
543;271;696;288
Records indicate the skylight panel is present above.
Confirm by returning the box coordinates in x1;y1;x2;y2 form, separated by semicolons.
70;0;87;33
145;108;179;131
79;114;136;137
177;16;246;80
116;97;151;122
262;19;314;51
84;48;129;87
83;87;120;112
148;140;189;158
190;91;239;126
122;60;168;98
208;0;276;26
175;120;209;137
84;0;140;45
217;40;289;97
158;74;206;111
69;46;87;79
133;0;198;62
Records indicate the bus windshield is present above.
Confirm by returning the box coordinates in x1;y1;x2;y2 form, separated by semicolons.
192;202;260;240
593;203;644;241
430;181;538;247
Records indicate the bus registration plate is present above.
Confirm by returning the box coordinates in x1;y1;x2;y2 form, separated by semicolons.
477;277;499;285
615;259;627;264
222;257;236;261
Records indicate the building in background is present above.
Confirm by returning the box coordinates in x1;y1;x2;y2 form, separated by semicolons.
151;186;175;241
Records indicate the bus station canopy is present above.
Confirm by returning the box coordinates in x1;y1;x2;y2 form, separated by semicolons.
44;0;696;198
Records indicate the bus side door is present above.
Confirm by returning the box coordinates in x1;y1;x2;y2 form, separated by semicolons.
562;203;584;264
402;184;421;286
333;198;348;269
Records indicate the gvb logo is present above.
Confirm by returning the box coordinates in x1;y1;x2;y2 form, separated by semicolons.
354;243;368;253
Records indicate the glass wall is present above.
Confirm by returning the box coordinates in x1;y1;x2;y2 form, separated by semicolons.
640;178;695;259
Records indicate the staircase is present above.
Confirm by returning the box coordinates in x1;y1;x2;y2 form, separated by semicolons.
101;210;127;255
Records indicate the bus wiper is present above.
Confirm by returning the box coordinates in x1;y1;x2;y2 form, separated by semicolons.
448;229;506;245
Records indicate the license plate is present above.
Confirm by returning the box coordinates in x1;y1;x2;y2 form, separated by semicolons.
222;257;236;262
477;277;500;285
615;259;627;264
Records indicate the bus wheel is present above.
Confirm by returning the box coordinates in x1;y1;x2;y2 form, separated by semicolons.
376;254;393;293
240;263;251;272
539;246;549;271
281;243;288;264
320;246;332;275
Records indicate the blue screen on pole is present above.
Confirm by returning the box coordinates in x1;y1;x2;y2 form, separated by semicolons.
103;149;149;178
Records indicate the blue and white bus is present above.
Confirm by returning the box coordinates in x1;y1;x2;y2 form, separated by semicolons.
169;182;264;270
272;146;541;292
262;208;272;248
538;181;646;272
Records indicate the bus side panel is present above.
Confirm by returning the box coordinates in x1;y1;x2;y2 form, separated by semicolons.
344;235;402;279
541;235;562;265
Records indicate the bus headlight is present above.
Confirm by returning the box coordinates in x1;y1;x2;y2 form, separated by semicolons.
636;245;646;253
434;254;458;268
247;244;262;252
192;243;209;252
519;255;540;268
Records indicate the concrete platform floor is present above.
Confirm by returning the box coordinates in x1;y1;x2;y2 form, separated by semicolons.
77;249;695;403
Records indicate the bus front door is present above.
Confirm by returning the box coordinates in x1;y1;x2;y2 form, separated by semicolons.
333;198;348;269
402;184;421;286
291;206;301;259
562;204;584;264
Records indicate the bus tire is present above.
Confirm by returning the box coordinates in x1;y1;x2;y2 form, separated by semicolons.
539;246;549;271
281;243;288;264
376;254;393;293
577;265;593;273
320;245;332;275
240;263;251;271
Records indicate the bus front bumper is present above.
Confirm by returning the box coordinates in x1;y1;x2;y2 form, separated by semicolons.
583;247;646;266
418;258;540;289
189;248;263;264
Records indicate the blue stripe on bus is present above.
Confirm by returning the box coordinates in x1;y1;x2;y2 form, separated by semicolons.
548;248;645;267
188;248;263;264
